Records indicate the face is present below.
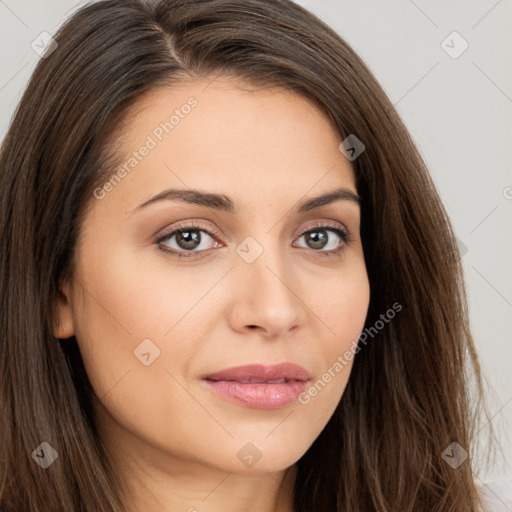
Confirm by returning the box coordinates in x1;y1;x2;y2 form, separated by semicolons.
55;76;370;476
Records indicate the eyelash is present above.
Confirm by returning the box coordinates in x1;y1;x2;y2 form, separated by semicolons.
155;221;353;260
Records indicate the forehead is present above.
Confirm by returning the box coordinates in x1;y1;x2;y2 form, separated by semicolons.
96;76;357;212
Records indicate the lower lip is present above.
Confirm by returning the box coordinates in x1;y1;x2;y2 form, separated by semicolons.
202;379;309;409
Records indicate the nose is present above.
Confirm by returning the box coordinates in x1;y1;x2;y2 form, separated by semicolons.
227;239;307;339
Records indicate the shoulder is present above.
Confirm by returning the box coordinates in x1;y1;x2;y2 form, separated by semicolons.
477;479;512;512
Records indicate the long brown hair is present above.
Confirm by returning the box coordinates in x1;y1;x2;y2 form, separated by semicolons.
0;0;498;510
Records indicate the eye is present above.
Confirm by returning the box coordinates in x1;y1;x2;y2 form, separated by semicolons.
155;220;353;260
294;221;352;257
155;221;222;259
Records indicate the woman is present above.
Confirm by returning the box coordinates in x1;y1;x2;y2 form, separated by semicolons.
0;0;499;510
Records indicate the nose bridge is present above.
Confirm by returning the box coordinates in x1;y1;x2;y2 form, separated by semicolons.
231;231;304;334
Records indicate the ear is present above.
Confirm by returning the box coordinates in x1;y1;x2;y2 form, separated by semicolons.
53;280;75;339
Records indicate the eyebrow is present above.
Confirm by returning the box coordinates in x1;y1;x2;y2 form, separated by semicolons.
135;186;361;213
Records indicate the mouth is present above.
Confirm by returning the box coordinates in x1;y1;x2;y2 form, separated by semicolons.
206;377;293;384
201;363;311;409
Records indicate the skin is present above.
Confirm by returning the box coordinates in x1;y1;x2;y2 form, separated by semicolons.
54;76;370;512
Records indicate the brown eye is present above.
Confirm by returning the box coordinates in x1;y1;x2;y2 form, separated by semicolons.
295;224;352;256
156;222;222;259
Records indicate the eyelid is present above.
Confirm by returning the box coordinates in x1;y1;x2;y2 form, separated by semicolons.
296;219;349;236
155;220;222;244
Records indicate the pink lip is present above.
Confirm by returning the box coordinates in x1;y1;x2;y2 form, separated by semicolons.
202;363;311;410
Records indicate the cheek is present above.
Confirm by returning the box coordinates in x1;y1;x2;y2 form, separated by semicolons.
304;263;370;400
70;242;230;434
70;261;213;457
315;261;370;349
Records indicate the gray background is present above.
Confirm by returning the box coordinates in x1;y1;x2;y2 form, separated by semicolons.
1;0;510;487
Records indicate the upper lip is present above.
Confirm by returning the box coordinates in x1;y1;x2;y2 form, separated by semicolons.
202;363;311;383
